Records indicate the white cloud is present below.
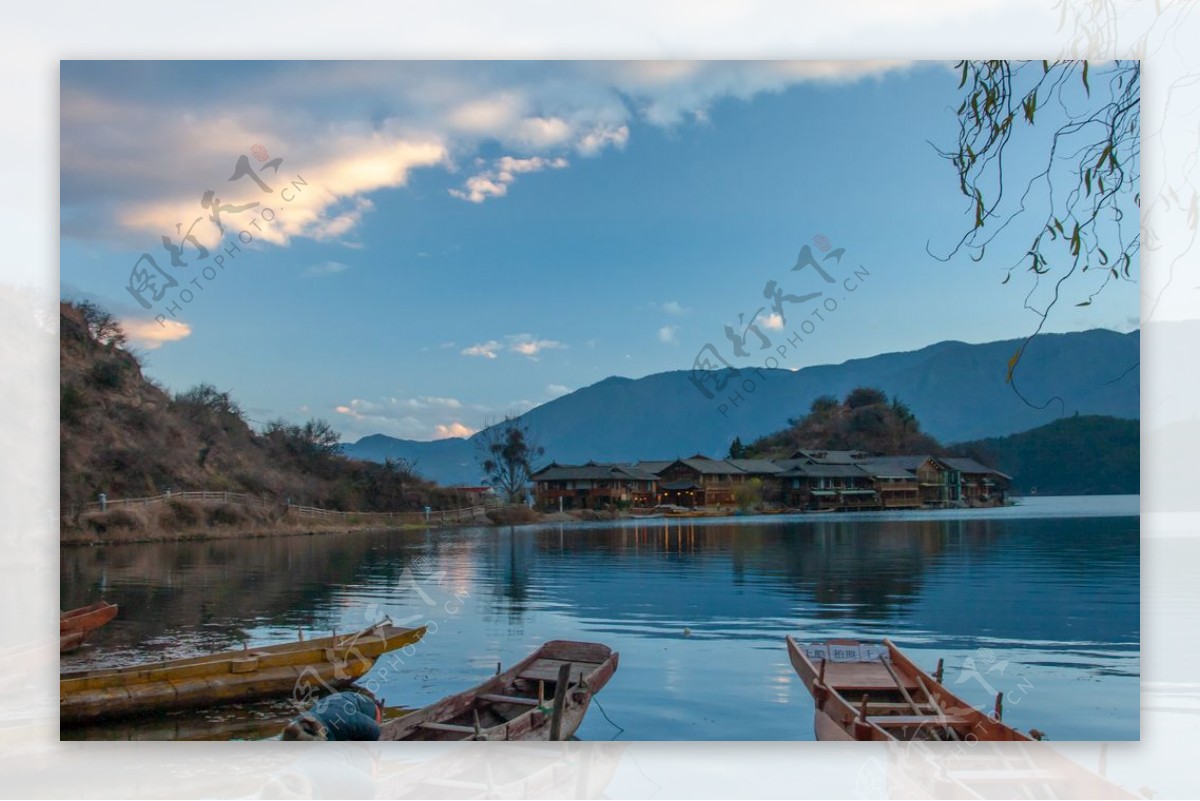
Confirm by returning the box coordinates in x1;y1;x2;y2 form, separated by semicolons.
62;61;912;246
546;384;571;397
507;333;567;359
107;127;447;248
435;422;477;439
658;325;679;344
305;260;350;277
761;313;785;331
333;395;474;441
450;155;569;203
461;340;502;359
120;317;192;350
461;333;567;360
661;300;689;316
577;124;630;156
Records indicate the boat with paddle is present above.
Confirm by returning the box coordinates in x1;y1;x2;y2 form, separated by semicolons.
786;636;1038;742
378;640;618;741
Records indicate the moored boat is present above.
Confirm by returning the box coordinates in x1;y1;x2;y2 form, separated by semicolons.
379;640;618;741
61;620;425;725
60;601;118;652
786;636;1035;742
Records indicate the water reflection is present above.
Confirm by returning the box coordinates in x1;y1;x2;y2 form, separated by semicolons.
61;499;1139;741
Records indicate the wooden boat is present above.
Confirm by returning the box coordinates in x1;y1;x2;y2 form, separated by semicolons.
61;620;425;725
60;601;118;652
380;640;618;741
786;636;1035;741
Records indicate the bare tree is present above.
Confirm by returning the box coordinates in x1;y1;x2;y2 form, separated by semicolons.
75;299;128;348
476;415;545;503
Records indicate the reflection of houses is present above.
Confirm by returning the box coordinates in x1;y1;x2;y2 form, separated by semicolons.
531;449;1011;511
530;462;658;510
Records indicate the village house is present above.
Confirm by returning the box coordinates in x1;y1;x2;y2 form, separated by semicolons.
855;461;922;509
776;462;877;510
652;456;749;507
942;457;1012;505
531;462;658;510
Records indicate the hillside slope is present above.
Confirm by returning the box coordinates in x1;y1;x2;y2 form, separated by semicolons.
59;302;451;523
951;415;1139;495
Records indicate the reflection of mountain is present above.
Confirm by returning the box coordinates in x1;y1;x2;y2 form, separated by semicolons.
473;521;950;626
481;518;1139;648
59;531;461;655
63;515;1139;666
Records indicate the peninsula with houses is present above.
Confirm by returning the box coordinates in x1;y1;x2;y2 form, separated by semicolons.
532;450;1009;513
532;386;1014;514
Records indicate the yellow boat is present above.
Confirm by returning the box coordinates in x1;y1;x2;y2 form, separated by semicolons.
61;620;425;725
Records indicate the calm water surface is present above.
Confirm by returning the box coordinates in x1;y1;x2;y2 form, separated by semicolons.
60;495;1140;741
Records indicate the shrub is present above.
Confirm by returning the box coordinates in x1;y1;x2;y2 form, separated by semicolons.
160;498;202;529
206;503;245;527
845;387;888;409
83;507;143;536
61;383;86;426
486;505;540;526
89;358;125;390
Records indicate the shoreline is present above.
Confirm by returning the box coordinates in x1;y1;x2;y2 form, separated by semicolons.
58;495;1143;547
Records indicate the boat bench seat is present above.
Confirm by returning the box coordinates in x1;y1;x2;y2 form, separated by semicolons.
868;714;969;728
419;721;478;734
479;693;540;706
517;659;589;684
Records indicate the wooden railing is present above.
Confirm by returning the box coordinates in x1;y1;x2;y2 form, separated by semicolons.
81;490;272;511
75;490;492;525
285;504;491;525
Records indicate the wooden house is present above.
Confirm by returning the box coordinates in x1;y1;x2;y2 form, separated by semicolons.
776;463;878;510
531;462;658;510
941;457;1011;505
856;461;922;509
862;455;960;506
652;456;756;507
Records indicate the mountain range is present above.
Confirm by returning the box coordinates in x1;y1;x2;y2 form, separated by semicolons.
344;328;1140;486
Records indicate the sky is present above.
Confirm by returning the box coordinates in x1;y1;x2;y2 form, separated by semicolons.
59;60;1141;443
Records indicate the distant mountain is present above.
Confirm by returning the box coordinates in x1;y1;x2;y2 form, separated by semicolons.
344;329;1140;485
950;415;1139;495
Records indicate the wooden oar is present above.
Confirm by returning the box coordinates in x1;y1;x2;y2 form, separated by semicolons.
879;656;957;742
914;673;961;742
877;656;923;714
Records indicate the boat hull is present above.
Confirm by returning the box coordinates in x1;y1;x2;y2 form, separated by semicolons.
786;635;1032;742
61;622;425;725
60;601;118;652
380;640;618;741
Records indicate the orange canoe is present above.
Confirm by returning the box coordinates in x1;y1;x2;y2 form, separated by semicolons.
60;601;118;652
787;636;1035;742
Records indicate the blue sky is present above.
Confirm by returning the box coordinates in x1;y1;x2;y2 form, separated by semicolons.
60;61;1140;442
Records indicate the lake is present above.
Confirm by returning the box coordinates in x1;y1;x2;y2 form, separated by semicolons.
60;495;1140;741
